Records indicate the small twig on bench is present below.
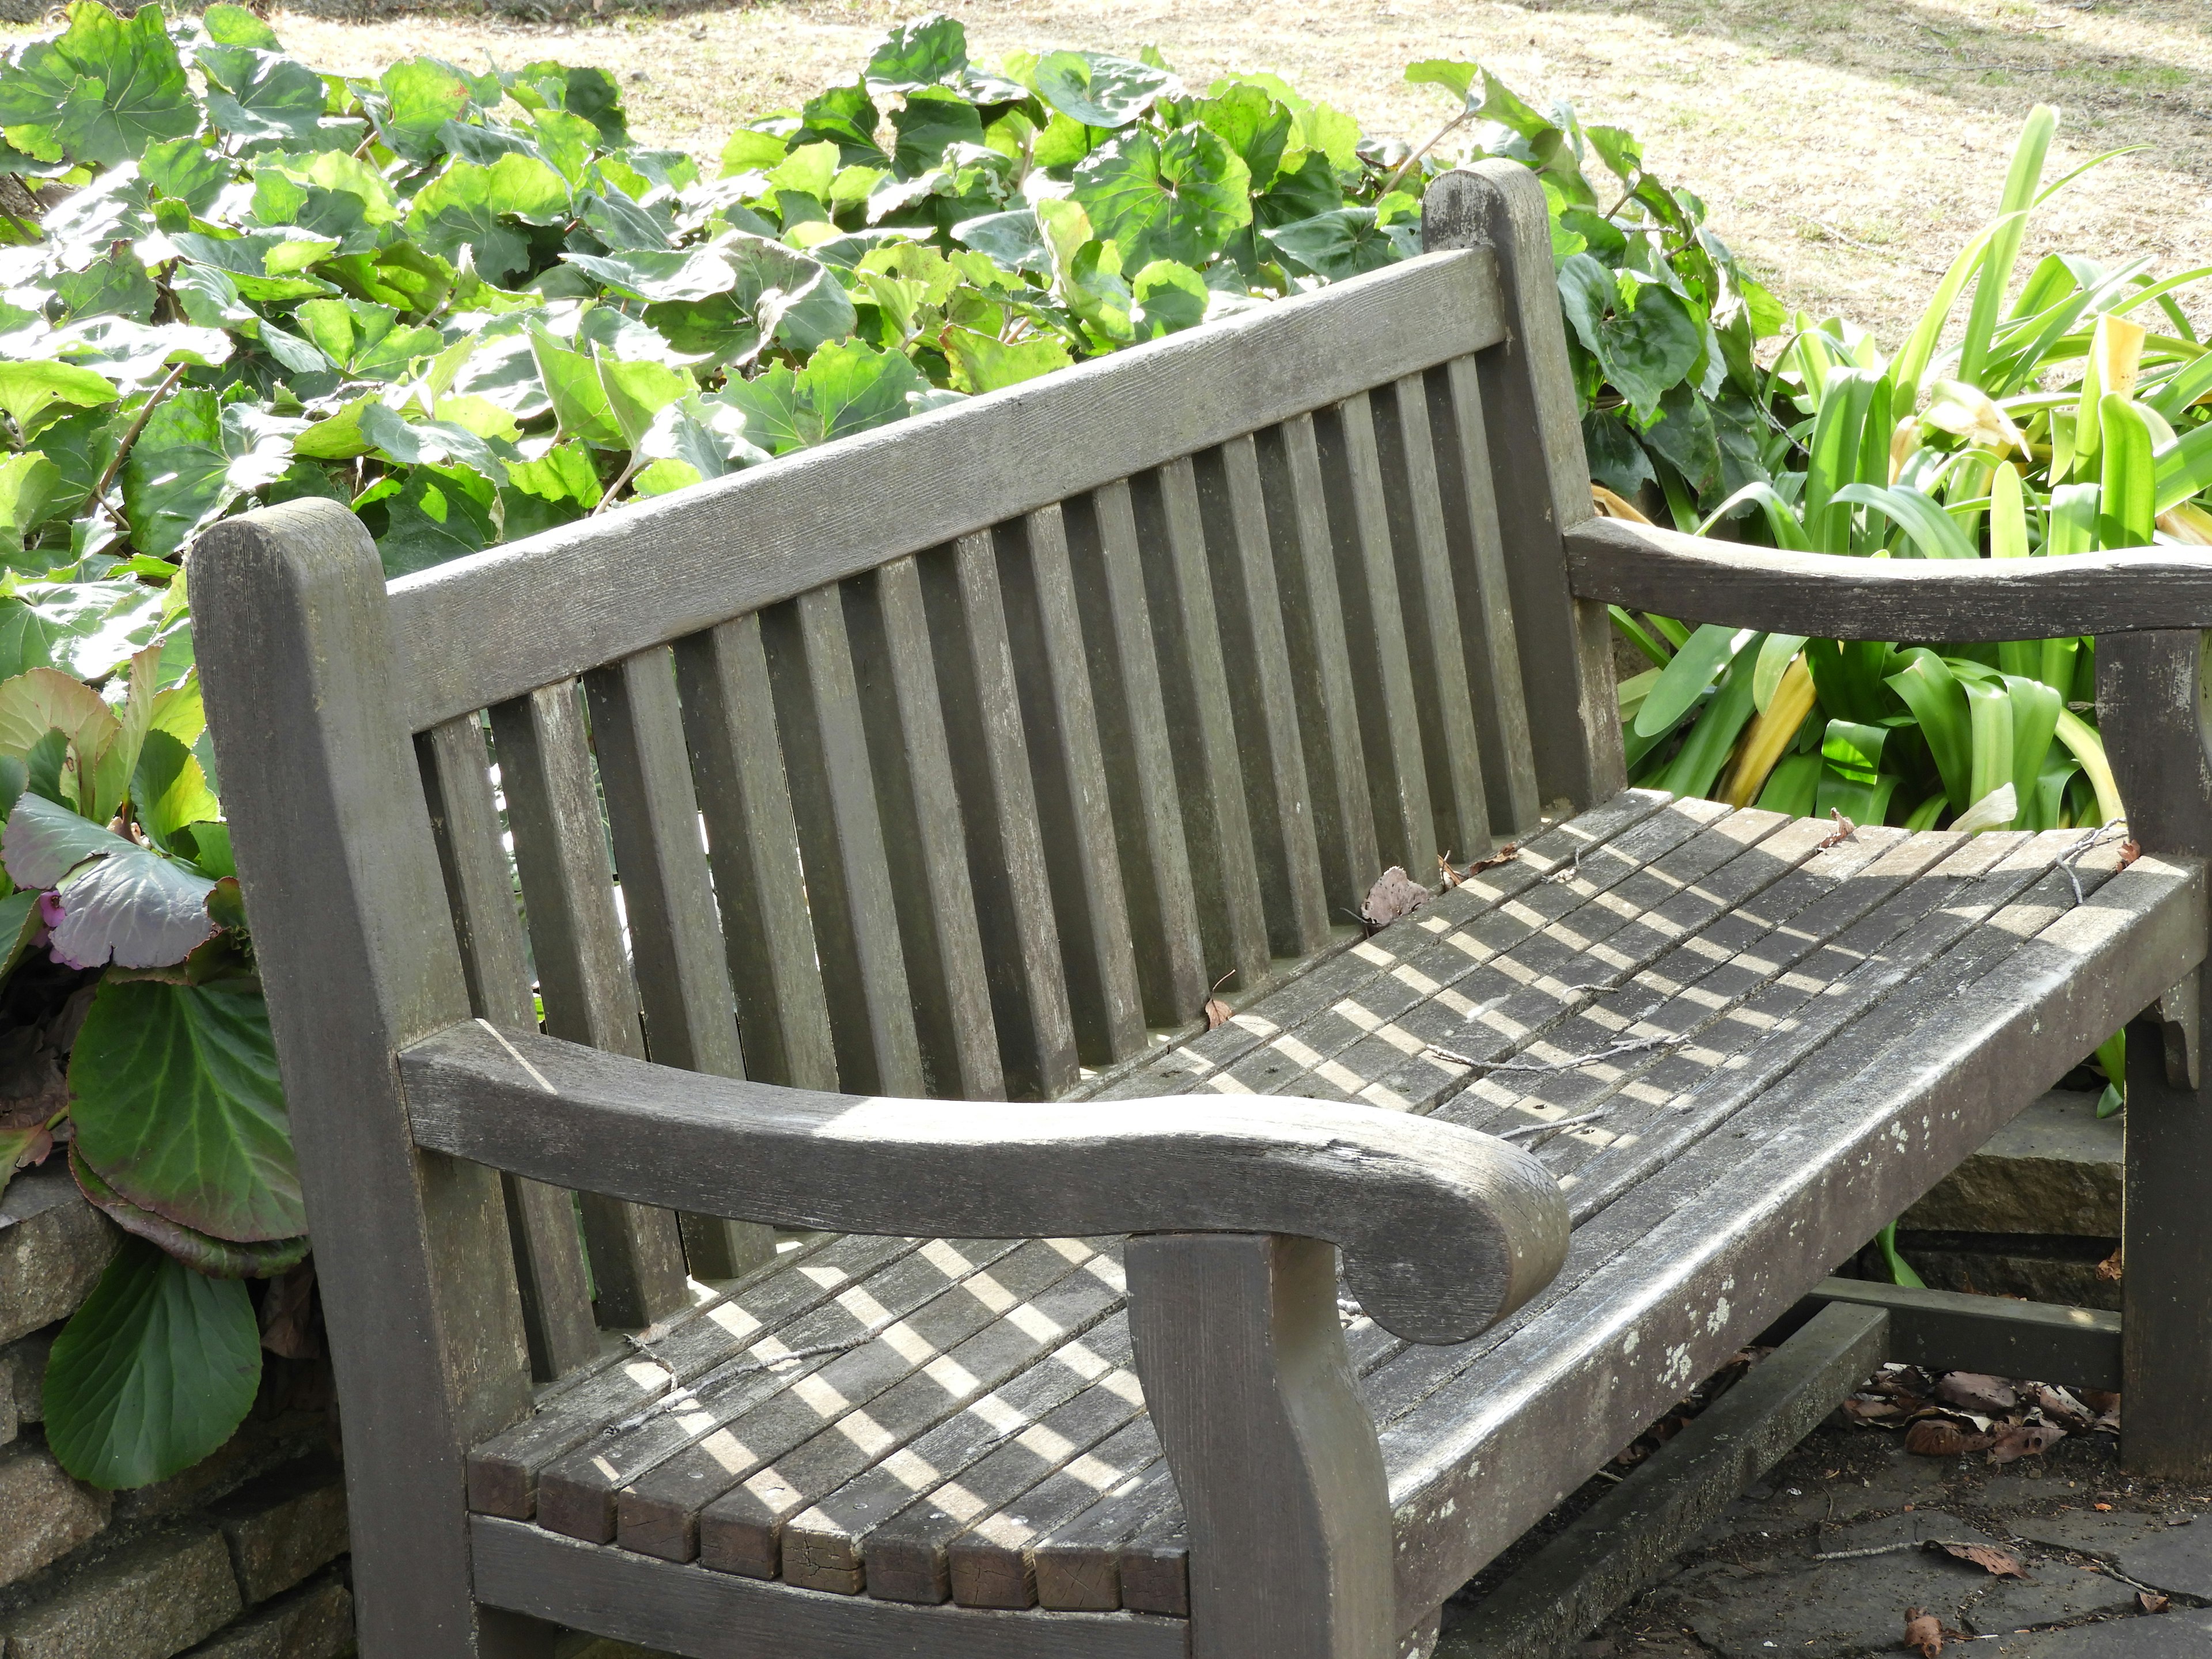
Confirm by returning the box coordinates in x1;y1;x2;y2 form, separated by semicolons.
1543;843;1597;885
1496;1109;1609;1143
2055;821;2132;906
1425;1032;1674;1075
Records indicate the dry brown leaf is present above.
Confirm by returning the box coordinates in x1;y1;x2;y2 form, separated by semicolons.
259;1259;320;1359
2119;839;2141;870
1842;1395;1903;1423
2081;1389;2122;1414
1904;1607;1944;1657
1906;1419;1993;1457
2031;1384;2093;1430
2096;1247;2123;1283
1818;807;1858;849
1466;843;1519;874
2140;1591;2171;1615
1437;853;1463;889
1362;865;1429;929
1202;997;1233;1031
1932;1540;2026;1577
1989;1422;2067;1465
1936;1372;2018;1416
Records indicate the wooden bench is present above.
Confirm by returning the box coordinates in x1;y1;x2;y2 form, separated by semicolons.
195;162;2212;1659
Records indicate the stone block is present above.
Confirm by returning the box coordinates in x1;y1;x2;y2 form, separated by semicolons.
0;1526;242;1659
207;1456;348;1605
1892;1232;2122;1311
1902;1089;2120;1236
2;1330;54;1425
178;1569;354;1659
0;1443;108;1590
0;1166;117;1346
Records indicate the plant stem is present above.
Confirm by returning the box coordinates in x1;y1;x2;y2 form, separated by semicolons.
86;363;187;531
591;452;643;515
1380;107;1476;199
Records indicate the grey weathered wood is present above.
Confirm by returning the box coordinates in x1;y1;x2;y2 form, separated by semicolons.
196;500;543;1659
760;589;927;1096
2098;629;2212;1478
1062;480;1209;1027
583;647;773;1282
1425;164;1623;812
843;558;1006;1099
471;1516;1188;1659
1134;461;1273;999
1425;359;1541;838
399;1017;1568;1346
1371;375;1493;865
921;533;1082;1098
488;682;691;1329
418;717;600;1381
1802;1281;2118;1392
1253;415;1380;915
1569;517;2212;643
1442;1301;1887;1659
1192;437;1331;957
945;1411;1157;1608
1127;1233;1391;1659
390;252;1506;733
671;615;840;1090
995;507;1147;1068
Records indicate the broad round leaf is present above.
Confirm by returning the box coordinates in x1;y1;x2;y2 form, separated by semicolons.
48;836;221;971
42;1233;262;1488
0;362;118;438
67;979;305;1241
72;1146;309;1279
1071;127;1251;271
405;155;571;285
865;15;969;92
0;2;195;168
1033;50;1173;129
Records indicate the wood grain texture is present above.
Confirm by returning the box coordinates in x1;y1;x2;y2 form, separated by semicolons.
195;500;538;1659
921;533;1081;1099
1127;1233;1392;1659
760;589;927;1096
400;1018;1569;1345
672;616;840;1090
418;717;600;1381
2098;630;2212;1477
1062;482;1209;1027
1424;165;1623;812
843;558;1005;1099
470;1516;1191;1658
390;252;1505;733
1444;1302;1887;1659
584;647;772;1281
488;681;691;1328
996;507;1147;1068
1802;1281;2118;1392
1253;415;1380;915
1568;516;2212;642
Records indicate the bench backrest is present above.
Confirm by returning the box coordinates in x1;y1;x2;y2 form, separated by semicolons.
197;164;1620;1435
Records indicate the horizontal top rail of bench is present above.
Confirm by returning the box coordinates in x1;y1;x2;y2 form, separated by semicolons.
1567;516;2212;641
387;248;1503;732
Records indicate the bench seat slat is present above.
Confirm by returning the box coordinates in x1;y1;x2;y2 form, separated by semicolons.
417;715;601;1382
488;682;691;1328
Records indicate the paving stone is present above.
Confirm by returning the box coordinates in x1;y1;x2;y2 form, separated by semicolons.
1901;1090;2120;1237
1662;1549;1995;1658
178;1569;354;1659
2112;1523;2212;1603
1971;1562;2137;1632
2;1331;53;1426
0;1525;242;1659
0;1442;108;1590
1993;1608;2212;1657
0;1166;116;1347
207;1456;348;1605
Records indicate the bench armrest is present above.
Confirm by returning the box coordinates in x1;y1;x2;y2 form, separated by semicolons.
1568;516;2212;642
398;1018;1569;1345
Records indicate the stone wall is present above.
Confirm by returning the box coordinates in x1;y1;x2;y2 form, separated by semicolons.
0;1163;355;1659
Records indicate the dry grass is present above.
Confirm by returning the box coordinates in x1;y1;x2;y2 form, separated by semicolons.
21;0;2212;342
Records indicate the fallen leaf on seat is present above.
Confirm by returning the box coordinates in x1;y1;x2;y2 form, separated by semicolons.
1818;807;1858;848
1936;1372;2018;1415
1465;843;1518;874
1906;1419;1993;1457
1202;997;1233;1031
1362;866;1428;929
1903;1607;1944;1656
2119;839;2141;869
1989;1422;2066;1464
1932;1540;2025;1577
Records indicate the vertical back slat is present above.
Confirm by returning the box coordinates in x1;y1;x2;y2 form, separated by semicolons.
1313;393;1437;879
487;683;691;1328
1373;374;1494;865
1429;356;1543;838
672;616;840;1091
1192;436;1330;959
1063;482;1209;1029
760;590;927;1097
920;532;1081;1099
844;558;1005;1100
1254;415;1380;916
418;715;599;1381
1131;458;1271;999
584;648;774;1282
995;505;1146;1068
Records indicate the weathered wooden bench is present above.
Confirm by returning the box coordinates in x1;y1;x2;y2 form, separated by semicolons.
196;161;2212;1659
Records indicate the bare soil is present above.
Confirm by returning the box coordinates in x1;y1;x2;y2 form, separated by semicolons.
186;0;2212;347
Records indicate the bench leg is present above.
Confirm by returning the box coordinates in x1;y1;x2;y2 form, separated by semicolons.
2122;999;2212;1478
1127;1232;1395;1659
